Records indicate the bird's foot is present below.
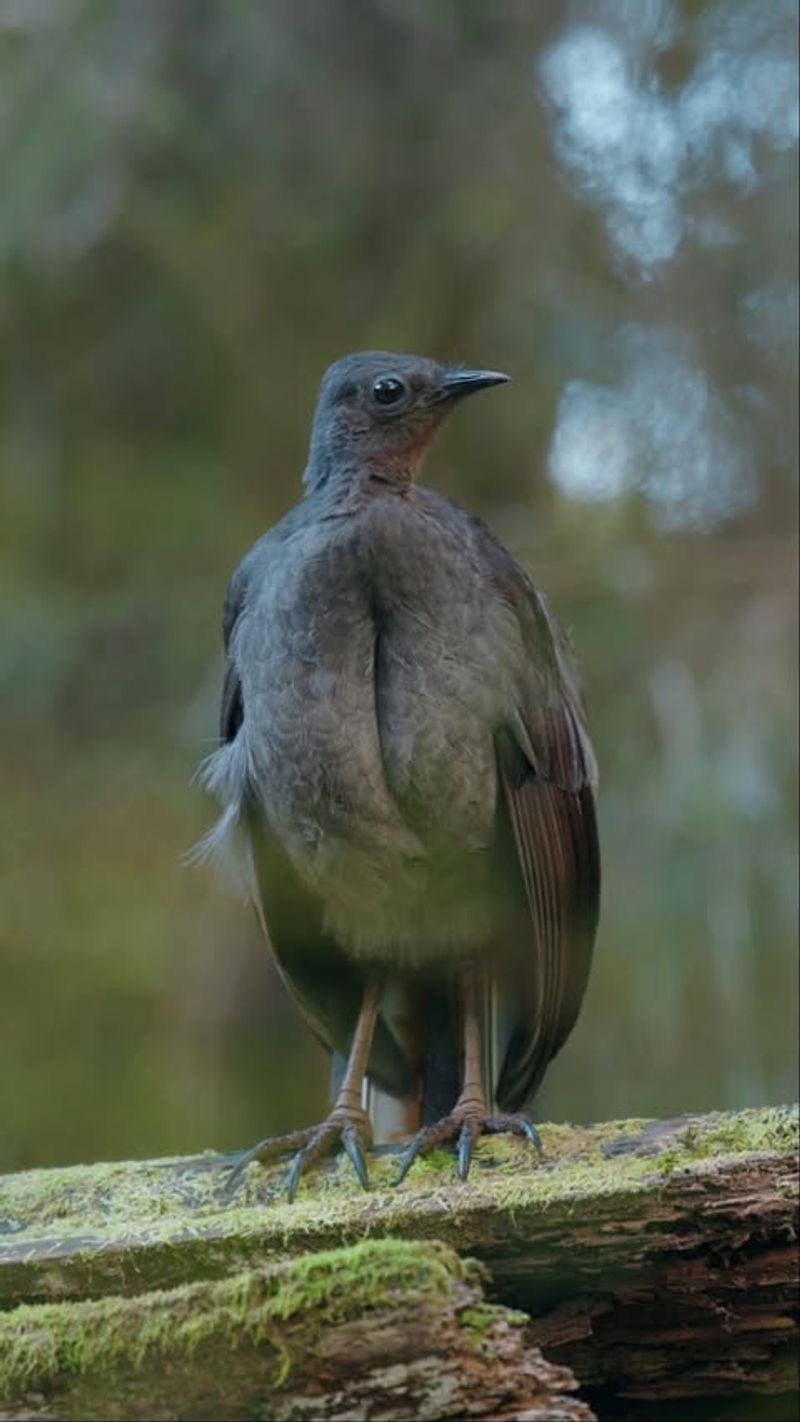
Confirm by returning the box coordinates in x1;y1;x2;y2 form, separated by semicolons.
225;1103;372;1202
396;1100;542;1185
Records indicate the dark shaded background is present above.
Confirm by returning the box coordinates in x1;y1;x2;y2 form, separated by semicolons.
1;0;797;1171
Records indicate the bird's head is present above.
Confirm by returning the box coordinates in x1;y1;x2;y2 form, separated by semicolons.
304;351;508;493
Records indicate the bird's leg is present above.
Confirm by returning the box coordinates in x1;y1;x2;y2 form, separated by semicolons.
396;966;542;1184
226;980;380;1202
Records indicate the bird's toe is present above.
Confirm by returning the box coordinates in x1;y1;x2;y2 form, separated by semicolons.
485;1113;544;1156
396;1107;544;1186
224;1107;372;1202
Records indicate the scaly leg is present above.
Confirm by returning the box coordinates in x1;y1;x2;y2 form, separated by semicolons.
227;980;380;1202
396;966;542;1184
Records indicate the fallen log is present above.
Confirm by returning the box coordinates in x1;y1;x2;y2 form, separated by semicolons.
0;1240;593;1421
1;1105;797;1419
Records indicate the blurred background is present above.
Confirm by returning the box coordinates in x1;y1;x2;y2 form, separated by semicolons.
1;0;796;1172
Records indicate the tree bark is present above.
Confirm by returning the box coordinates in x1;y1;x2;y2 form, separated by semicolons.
0;1241;593;1421
1;1105;797;1419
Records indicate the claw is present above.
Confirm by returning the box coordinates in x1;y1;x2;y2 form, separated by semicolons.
522;1119;544;1156
396;1133;427;1185
396;1107;545;1185
457;1119;479;1181
224;1109;372;1203
223;1156;254;1201
342;1124;370;1190
225;1136;293;1199
485;1113;544;1157
286;1146;311;1204
223;1125;320;1198
287;1120;338;1202
395;1115;457;1185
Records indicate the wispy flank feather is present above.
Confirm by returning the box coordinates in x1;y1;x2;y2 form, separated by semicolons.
185;735;257;902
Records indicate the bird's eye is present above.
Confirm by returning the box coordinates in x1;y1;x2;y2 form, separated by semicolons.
371;375;407;406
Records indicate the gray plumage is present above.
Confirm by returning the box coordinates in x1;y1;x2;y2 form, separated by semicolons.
199;352;599;1121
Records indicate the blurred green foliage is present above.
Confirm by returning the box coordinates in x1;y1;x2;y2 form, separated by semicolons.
1;0;796;1170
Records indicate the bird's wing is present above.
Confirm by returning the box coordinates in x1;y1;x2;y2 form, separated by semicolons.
476;526;600;1112
216;554;414;1100
220;561;248;742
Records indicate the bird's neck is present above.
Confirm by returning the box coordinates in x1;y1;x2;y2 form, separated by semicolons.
303;447;422;512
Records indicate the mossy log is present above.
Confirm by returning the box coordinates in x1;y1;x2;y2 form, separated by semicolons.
0;1240;592;1421
1;1106;797;1419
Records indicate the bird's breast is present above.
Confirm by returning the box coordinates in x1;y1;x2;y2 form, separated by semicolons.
368;497;519;844
234;500;519;960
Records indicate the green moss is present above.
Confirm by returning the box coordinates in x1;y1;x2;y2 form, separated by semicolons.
0;1150;229;1234
459;1301;526;1334
0;1238;467;1399
652;1107;799;1177
3;1107;795;1307
459;1304;496;1335
697;1106;798;1157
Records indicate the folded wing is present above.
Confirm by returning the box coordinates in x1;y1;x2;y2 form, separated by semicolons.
477;529;600;1111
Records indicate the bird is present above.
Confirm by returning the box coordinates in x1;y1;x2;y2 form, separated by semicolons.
196;351;600;1200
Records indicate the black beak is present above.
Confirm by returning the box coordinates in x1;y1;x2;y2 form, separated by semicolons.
438;369;510;402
